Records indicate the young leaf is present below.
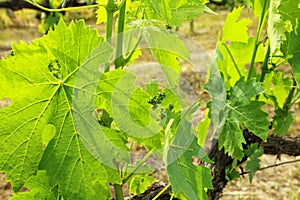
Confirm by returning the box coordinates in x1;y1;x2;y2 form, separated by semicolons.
221;6;252;43
96;0;108;24
129;174;157;195
143;27;190;87
250;0;270;18
143;0;172;25
244;143;263;183
225;167;240;181
217;38;265;86
262;72;292;107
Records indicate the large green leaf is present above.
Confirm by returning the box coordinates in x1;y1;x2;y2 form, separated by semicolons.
288;30;300;85
218;78;269;161
268;0;300;55
205;61;227;134
143;26;190;87
166;105;213;199
0;20;117;199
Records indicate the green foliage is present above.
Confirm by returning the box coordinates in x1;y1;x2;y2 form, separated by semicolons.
0;20;114;198
208;77;268;161
1;0;300;199
244;144;263;183
143;0;213;27
166;105;213;200
221;6;252;43
129;173;157;195
39;12;64;34
225;167;240;181
10;171;60;200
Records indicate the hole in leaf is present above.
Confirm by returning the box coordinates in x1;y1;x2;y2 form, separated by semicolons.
0;98;12;109
0;172;12;198
48;59;62;79
192;156;201;166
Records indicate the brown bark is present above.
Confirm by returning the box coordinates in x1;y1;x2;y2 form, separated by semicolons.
262;135;300;156
207;133;300;199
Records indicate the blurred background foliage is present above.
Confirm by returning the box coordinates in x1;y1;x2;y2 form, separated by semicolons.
0;0;248;32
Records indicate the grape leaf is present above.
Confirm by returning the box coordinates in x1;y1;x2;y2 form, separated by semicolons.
95;0;118;24
96;69;126;116
225;167;240;181
268;0;300;55
10;171;60;200
129;173;157;195
273;108;293;135
0;20;117;199
218;78;269;161
250;0;269;18
166;105;213;200
288;30;300;85
244;143;263;183
205;61;227;135
221;6;252;43
127;23;190;87
218;120;246;160
263;72;292;107
143;0;172;25
197;110;211;146
217;37;265;86
110;71;162;138
97;70;171;150
169;1;213;27
143;0;211;27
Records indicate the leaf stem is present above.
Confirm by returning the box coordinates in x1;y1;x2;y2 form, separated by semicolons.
290;89;300;106
113;183;124;200
283;78;297;110
122;148;155;184
258;45;270;83
104;3;115;72
247;44;259;80
222;43;242;78
152;183;171;200
256;45;271;100
124;35;142;65
25;0;105;12
117;0;127;9
114;0;127;68
247;0;269;81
